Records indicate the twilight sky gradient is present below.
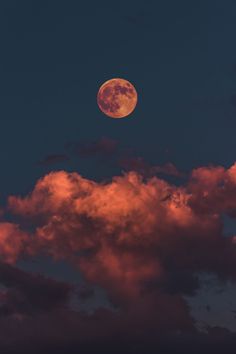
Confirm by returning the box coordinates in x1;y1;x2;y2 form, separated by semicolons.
1;0;236;353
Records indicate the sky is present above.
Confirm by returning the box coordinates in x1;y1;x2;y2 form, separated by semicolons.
1;0;236;353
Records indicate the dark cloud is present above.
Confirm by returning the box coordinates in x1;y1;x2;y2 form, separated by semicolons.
0;317;235;354
119;156;184;177
39;154;70;166
77;284;94;301
66;137;118;158
0;262;72;316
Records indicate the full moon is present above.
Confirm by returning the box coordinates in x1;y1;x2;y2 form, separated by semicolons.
97;78;138;118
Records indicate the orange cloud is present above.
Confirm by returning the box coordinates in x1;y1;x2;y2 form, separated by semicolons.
4;164;236;302
1;163;236;349
0;223;28;264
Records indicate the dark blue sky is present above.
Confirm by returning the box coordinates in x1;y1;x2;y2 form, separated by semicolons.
1;0;236;196
1;0;236;346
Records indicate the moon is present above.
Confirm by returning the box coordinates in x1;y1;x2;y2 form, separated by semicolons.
97;78;138;118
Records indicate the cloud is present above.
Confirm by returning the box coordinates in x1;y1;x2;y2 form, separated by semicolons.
1;163;236;350
119;156;183;177
67;137;118;158
39;154;70;166
0;262;72;316
6;164;236;289
77;284;94;301
0;223;29;264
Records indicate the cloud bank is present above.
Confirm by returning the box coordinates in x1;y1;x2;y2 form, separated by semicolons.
1;163;236;351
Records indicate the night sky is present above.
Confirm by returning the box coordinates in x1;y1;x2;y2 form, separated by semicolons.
1;1;236;353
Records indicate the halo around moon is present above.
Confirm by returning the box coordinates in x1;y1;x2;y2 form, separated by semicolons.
97;78;138;118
